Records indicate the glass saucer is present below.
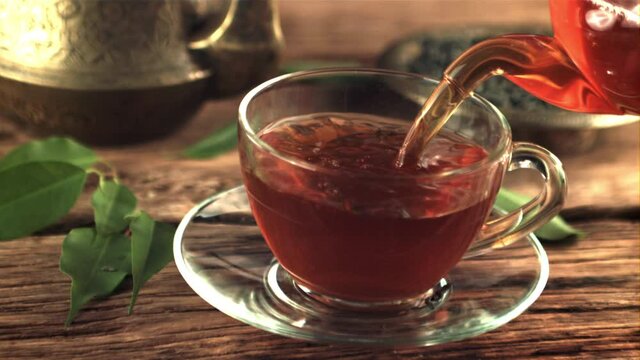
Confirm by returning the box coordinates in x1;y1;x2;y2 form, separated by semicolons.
173;186;549;347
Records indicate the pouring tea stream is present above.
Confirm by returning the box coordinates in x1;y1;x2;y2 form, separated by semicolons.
397;0;640;167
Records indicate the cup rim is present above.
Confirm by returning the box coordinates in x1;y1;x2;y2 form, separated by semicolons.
238;68;512;179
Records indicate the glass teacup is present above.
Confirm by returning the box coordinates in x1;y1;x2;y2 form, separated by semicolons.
238;69;566;309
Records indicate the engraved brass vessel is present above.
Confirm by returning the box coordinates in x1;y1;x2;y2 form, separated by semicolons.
0;0;284;144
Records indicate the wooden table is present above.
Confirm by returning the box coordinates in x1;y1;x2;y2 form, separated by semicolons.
1;1;639;358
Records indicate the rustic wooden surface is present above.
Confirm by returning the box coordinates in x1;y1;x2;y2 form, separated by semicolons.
1;1;639;359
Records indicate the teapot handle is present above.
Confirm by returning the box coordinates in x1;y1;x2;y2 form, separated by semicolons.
184;0;237;48
185;0;284;98
464;142;567;258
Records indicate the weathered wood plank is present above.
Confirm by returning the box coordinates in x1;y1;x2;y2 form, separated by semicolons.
0;220;637;359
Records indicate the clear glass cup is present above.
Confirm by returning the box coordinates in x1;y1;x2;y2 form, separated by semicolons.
238;69;566;309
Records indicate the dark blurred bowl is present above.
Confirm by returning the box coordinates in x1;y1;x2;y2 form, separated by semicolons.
0;75;209;146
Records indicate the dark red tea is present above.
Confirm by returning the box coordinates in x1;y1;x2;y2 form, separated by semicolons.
505;0;640;114
241;113;504;301
547;0;640;114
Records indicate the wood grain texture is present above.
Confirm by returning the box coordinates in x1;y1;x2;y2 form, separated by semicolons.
0;1;639;358
0;220;637;359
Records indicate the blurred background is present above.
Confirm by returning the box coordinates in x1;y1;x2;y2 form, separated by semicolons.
279;0;550;60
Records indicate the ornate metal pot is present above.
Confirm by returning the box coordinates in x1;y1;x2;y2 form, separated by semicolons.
0;0;283;144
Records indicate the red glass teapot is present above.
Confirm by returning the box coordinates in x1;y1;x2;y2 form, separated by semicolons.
445;0;640;115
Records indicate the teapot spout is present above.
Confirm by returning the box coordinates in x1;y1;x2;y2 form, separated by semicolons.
444;35;621;114
188;0;284;98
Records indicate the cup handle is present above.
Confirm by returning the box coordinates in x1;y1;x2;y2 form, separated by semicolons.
464;142;567;259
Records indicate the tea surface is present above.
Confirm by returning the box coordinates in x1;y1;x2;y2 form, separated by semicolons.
260;112;487;175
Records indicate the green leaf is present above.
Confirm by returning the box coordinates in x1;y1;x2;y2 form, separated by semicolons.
496;188;585;241
280;60;362;74
128;212;176;314
182;122;237;159
0;162;87;240
532;216;585;241
92;180;137;234
0;137;98;171
60;228;131;326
